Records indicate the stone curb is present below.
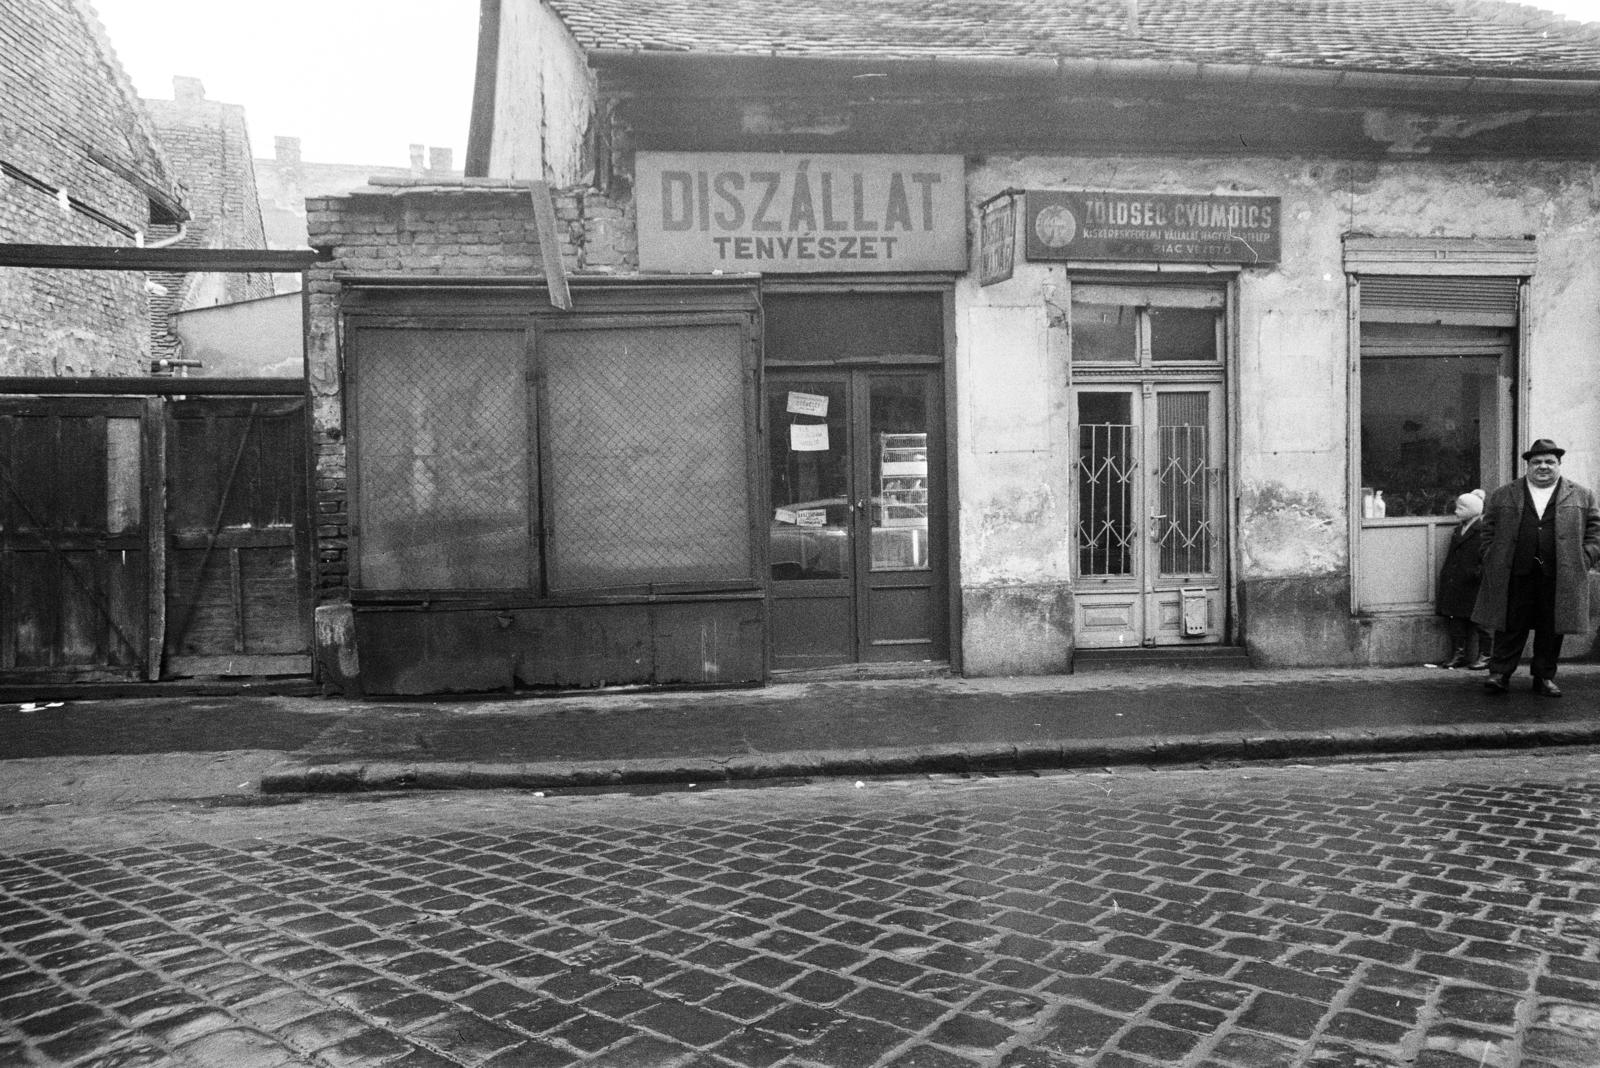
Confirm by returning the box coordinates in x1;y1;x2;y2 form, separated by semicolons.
257;721;1600;795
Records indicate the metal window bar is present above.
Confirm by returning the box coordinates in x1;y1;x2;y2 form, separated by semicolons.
1156;393;1214;576
1077;422;1135;577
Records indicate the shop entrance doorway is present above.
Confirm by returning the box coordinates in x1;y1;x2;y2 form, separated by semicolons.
1071;383;1226;648
767;369;947;668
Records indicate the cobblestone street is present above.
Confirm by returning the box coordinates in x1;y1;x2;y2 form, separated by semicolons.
3;752;1600;1067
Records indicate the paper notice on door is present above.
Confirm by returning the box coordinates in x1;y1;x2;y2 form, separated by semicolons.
795;509;827;528
786;391;829;417
774;508;799;525
790;423;829;451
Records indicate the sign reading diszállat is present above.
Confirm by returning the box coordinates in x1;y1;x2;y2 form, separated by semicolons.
637;153;967;273
1025;190;1280;265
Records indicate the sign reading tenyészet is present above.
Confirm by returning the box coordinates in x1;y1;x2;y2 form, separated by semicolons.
637;153;967;273
1025;190;1280;265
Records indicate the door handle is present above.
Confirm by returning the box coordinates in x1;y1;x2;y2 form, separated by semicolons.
1150;513;1166;541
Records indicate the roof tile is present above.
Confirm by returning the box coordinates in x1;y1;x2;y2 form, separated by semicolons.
544;0;1600;77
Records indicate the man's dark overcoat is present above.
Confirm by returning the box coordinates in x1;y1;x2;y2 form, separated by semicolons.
1471;476;1600;634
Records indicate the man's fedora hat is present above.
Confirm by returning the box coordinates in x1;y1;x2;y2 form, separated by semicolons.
1522;438;1566;461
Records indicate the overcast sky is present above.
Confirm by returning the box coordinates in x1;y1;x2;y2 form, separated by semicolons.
90;0;479;168
88;0;1600;171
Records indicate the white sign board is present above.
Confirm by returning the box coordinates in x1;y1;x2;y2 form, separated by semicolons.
637;152;968;274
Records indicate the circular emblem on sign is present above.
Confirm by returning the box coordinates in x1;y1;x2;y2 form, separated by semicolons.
1033;204;1078;248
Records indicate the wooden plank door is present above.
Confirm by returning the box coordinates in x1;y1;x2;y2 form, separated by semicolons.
0;397;150;680
163;397;312;676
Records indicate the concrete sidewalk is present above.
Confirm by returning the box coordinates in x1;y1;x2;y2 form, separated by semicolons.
1;662;1598;805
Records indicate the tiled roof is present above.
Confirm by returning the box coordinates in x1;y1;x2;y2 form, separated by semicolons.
545;0;1600;78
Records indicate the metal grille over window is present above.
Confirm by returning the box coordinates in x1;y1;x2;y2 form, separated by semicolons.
542;323;750;590
354;329;530;590
1156;393;1214;575
1077;420;1136;577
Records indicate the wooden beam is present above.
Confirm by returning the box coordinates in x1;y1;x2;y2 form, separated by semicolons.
0;377;304;396
0;244;322;272
528;181;572;311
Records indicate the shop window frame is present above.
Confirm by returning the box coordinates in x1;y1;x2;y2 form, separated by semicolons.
342;292;764;606
1344;237;1534;617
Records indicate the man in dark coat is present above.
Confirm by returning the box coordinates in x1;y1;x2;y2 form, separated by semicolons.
1472;439;1600;696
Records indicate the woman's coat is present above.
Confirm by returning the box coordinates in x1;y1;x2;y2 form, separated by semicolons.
1471;477;1600;634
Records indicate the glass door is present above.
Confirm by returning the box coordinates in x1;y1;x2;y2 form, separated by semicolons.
768;370;946;668
1072;383;1224;648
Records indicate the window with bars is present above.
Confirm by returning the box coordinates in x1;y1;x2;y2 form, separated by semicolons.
348;316;756;595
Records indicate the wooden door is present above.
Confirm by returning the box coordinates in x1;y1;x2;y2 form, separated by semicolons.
1072;383;1225;648
0;397;150;679
163;397;312;676
767;370;946;668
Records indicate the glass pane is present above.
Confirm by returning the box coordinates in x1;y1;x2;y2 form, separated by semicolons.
769;381;849;580
1156;393;1213;575
544;323;751;590
1150;307;1220;362
353;328;530;590
1076;392;1135;577
870;377;930;572
1071;302;1137;363
1360;354;1499;517
765;293;944;362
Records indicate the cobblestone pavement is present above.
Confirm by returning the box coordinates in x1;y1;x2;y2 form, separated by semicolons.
2;753;1600;1067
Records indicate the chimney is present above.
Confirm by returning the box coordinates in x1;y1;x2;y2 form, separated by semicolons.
429;147;453;173
410;143;426;175
173;75;205;103
275;136;302;166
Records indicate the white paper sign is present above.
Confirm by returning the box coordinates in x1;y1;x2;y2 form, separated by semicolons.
774;508;798;525
787;391;829;417
796;509;827;528
790;424;830;451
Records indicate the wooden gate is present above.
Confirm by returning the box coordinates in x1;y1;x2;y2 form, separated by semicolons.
0;388;311;682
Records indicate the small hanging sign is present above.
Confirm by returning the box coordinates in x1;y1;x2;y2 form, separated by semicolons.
786;391;829;417
977;193;1017;286
790;424;830;451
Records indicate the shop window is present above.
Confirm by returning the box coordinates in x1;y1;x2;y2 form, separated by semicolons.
1352;273;1519;612
351;327;532;590
540;322;751;590
348;316;755;595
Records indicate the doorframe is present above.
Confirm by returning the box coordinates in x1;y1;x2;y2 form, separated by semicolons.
1056;267;1242;649
759;276;962;673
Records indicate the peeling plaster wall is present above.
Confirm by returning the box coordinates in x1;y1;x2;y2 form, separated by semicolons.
490;0;595;184
958;152;1600;671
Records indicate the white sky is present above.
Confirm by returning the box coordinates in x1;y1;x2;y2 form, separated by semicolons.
89;0;479;168
88;0;1600;171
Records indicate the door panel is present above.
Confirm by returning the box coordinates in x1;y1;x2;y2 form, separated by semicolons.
1074;383;1224;648
0;399;148;679
768;370;945;668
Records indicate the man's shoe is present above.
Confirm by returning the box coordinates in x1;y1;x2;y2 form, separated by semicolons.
1484;673;1510;694
1466;656;1491;670
1443;651;1470;669
1532;678;1563;698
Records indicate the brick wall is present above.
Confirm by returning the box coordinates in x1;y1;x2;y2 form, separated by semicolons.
304;179;637;600
0;0;184;376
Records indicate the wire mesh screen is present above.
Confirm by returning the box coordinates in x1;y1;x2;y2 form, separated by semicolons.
353;328;531;590
1156;392;1215;576
542;323;751;590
